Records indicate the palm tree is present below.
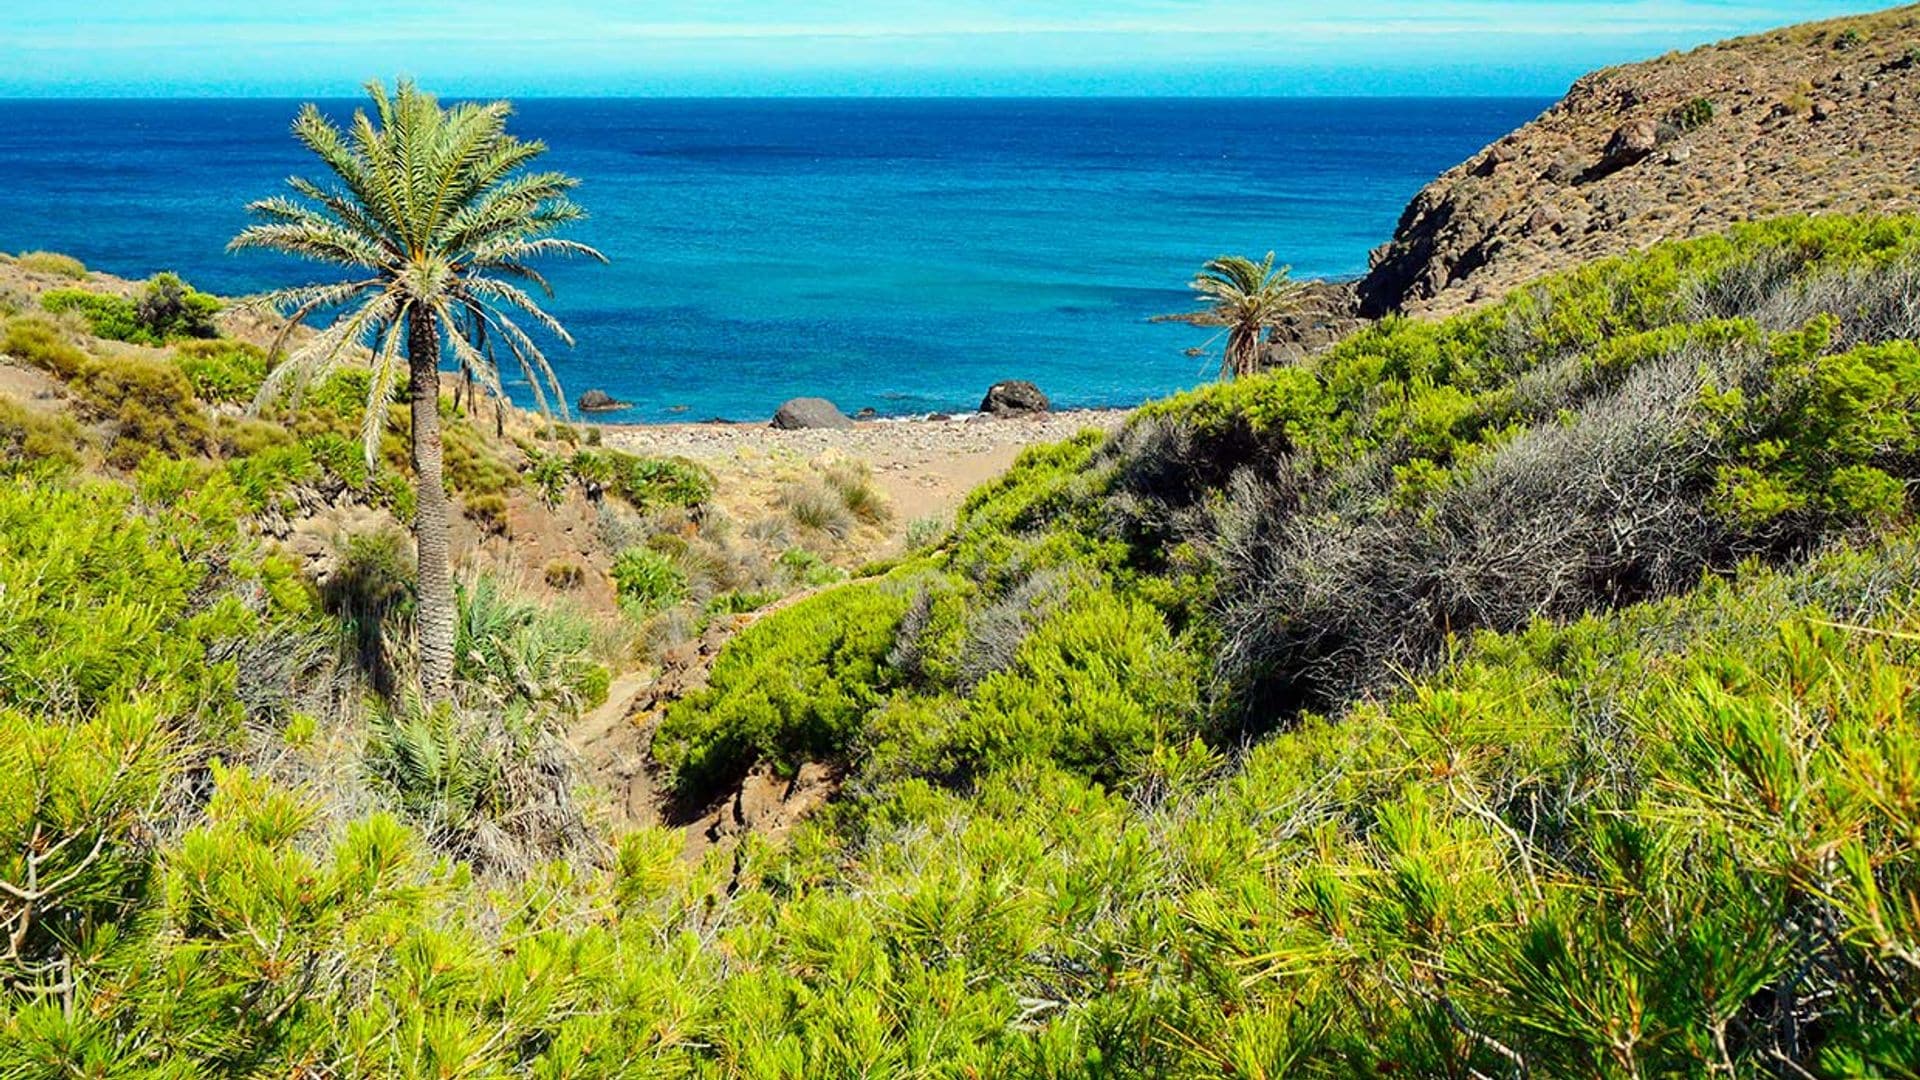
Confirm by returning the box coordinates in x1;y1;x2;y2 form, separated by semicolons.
1159;252;1309;379
232;80;604;703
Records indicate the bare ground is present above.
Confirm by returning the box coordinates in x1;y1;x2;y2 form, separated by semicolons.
598;409;1128;534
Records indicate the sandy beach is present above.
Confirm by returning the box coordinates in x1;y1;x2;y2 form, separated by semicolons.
598;409;1128;524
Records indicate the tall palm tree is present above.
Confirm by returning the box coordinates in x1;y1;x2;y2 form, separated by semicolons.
1160;253;1309;379
232;80;604;703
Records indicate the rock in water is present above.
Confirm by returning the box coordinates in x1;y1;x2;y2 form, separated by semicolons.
577;389;632;413
980;380;1051;417
771;397;855;430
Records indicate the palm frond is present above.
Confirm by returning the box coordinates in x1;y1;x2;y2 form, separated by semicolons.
360;313;408;469
462;276;575;346
251;291;397;415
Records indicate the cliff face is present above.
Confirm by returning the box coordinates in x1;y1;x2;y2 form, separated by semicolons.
1357;5;1920;317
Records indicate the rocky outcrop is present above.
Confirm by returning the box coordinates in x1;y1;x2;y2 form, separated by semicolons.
980;380;1050;417
1357;5;1920;317
771;397;855;430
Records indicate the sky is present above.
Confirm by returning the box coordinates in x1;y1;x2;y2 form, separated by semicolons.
0;1;1881;98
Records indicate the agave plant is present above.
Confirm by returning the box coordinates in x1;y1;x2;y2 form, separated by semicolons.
1161;252;1310;379
231;80;604;702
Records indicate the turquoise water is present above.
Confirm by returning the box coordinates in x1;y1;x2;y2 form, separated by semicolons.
0;98;1545;420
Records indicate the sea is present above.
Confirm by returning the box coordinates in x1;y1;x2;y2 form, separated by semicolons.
0;97;1547;421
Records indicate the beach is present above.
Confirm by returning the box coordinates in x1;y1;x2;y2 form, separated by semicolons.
599;408;1129;524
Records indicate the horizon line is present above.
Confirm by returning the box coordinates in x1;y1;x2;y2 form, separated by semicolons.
0;90;1564;102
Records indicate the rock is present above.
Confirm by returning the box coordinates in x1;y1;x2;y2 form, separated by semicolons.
1590;118;1661;177
576;389;632;413
770;397;855;430
1473;141;1517;176
979;380;1051;417
1524;205;1566;237
854;407;878;420
1664;143;1693;165
1542;154;1584;185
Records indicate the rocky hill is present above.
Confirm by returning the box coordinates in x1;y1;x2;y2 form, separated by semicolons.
1356;4;1920;315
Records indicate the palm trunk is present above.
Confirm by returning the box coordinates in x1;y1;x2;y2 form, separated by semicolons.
1227;325;1259;380
408;307;456;703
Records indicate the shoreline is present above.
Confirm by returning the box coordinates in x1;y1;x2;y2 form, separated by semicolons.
588;405;1129;434
596;407;1131;525
575;402;1143;428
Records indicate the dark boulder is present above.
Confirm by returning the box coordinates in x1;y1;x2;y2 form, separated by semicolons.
980;380;1050;417
577;389;633;413
771;397;855;430
1584;119;1660;180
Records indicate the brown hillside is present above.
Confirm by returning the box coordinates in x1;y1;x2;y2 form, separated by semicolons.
1357;4;1920;316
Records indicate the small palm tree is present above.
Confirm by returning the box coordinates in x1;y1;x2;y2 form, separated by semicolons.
232;80;604;703
1160;252;1309;379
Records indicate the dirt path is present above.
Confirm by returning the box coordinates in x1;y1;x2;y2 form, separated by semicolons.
569;670;660;828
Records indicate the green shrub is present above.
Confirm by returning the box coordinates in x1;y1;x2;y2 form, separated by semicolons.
462;492;511;536
454;575;607;717
39;274;220;345
876;586;1202;785
175;339;269;403
567;448;616;499
604;451;713;509
2;317;90;379
134;272;220;340
363;699;592;871
3;320;218;469
1667;96;1715;132
443;420;517;497
72;352;212;467
0;398;84;474
1706;321;1920;528
655;580;909;792
215;415;291;457
706;588;781;616
300;365;383;417
14;251;85;279
543;558;587;589
904;513;949;550
13;213;1920;1080
777;546;844;587
611;545;687;612
0;473;311;998
40;288;141;341
321;528;415;695
526;448;571;508
224;442;318;513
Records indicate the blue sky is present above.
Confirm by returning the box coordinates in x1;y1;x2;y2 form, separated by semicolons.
0;1;1878;97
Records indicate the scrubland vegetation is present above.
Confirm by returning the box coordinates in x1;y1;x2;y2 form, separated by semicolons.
5;214;1920;1076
